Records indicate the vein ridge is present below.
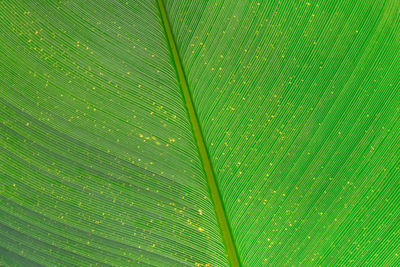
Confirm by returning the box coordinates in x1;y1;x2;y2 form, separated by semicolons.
156;0;241;266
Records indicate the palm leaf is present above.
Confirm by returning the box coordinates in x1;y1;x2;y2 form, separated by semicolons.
1;0;400;266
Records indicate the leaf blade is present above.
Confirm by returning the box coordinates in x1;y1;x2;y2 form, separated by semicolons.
164;0;400;265
0;1;227;265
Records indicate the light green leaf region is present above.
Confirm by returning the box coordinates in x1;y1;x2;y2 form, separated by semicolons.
1;0;400;266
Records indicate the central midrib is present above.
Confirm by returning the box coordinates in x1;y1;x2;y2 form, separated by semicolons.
156;0;241;266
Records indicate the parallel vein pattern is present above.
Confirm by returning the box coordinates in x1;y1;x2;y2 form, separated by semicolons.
1;0;400;266
165;0;400;265
0;1;227;266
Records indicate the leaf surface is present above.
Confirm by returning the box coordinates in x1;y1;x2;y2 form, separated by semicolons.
1;0;400;266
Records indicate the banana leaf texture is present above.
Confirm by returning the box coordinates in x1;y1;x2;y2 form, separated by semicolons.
1;0;400;266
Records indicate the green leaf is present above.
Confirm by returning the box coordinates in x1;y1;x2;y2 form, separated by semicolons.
1;0;400;266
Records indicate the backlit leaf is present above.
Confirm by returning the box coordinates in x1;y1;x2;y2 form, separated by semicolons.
1;0;400;266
